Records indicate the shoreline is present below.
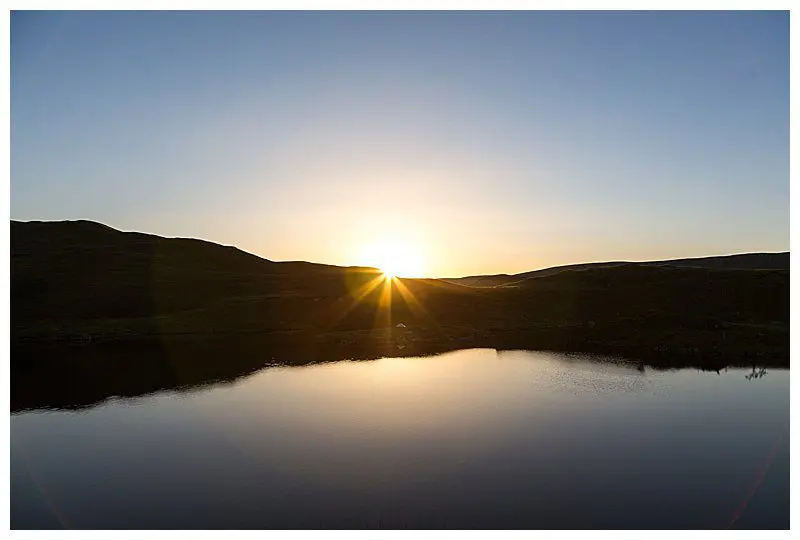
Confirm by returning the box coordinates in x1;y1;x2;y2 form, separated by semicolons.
12;324;787;413
12;323;789;368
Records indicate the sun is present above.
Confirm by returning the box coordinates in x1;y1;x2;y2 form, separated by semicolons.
362;239;425;279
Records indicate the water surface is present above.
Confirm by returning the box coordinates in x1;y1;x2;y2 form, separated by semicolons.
11;349;789;529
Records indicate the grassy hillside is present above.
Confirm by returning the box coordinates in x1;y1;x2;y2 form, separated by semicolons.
12;220;789;365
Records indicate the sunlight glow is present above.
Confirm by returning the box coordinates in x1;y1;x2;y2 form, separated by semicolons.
362;239;426;279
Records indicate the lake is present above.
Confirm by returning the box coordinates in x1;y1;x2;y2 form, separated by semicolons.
10;349;789;529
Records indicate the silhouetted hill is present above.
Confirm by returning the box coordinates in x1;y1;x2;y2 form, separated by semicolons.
447;252;789;287
12;219;382;325
11;219;789;411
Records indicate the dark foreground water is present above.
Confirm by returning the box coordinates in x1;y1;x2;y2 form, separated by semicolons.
11;349;789;529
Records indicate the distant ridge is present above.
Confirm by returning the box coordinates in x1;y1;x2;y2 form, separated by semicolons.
446;252;789;287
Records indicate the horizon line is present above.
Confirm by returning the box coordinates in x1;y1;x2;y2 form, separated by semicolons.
10;217;790;279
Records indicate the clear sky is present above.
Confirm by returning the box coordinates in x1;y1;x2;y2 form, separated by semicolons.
11;11;789;277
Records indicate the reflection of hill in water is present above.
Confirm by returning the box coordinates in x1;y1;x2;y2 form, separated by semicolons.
11;339;781;414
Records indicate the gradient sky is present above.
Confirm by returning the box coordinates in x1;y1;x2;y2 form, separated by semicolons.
11;11;789;277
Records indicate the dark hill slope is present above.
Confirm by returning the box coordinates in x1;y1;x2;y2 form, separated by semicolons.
501;264;787;327
449;252;789;287
11;220;788;369
11;220;469;339
12;219;381;324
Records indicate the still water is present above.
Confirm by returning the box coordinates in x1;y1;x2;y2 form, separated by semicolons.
11;349;789;529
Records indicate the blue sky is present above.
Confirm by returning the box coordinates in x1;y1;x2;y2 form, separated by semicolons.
11;11;789;276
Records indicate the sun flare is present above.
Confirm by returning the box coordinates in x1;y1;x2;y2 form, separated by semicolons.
362;239;425;279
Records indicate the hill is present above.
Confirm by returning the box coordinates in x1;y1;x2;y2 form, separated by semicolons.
11;220;483;347
446;252;789;287
11;219;789;411
12;219;377;323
